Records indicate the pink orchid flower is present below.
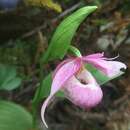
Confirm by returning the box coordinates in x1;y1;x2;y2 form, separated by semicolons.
41;53;126;128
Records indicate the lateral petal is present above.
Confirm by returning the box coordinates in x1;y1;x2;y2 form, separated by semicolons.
83;56;126;77
41;58;82;127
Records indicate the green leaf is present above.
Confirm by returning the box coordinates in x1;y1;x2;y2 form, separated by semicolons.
0;64;22;91
0;65;16;85
1;78;22;90
86;64;125;85
37;73;52;101
0;100;32;130
41;6;97;63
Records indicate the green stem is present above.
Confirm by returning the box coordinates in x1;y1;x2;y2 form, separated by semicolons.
32;62;44;128
69;45;82;57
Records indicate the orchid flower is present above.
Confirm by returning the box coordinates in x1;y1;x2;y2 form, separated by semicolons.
41;52;126;128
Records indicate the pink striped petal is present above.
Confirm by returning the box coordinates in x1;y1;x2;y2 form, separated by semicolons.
51;58;82;95
84;52;104;59
41;58;82;127
41;95;52;128
52;58;74;78
101;61;126;77
83;56;126;77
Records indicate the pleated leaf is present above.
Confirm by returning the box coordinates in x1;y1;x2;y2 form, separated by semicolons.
0;100;32;130
41;6;97;63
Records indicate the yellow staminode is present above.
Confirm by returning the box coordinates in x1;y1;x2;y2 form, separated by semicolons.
25;0;62;12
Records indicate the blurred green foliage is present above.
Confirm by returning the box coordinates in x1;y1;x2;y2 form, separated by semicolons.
0;100;32;130
0;64;22;90
0;40;36;66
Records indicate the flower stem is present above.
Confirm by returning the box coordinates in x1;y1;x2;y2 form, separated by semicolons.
32;61;44;128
